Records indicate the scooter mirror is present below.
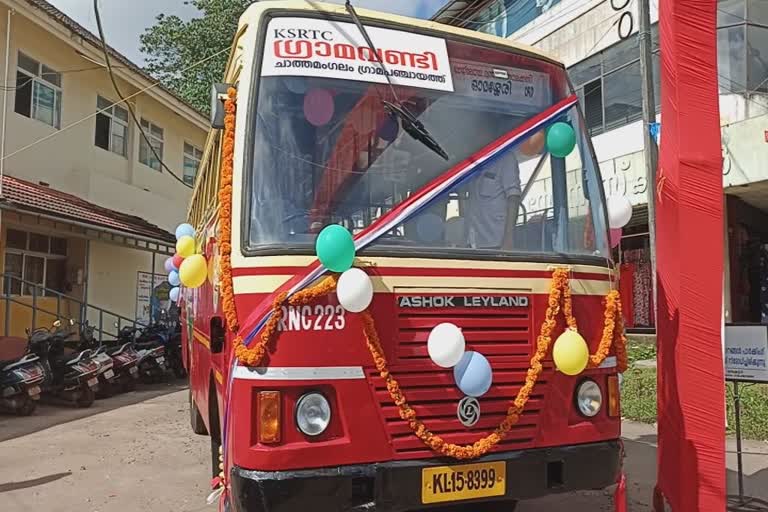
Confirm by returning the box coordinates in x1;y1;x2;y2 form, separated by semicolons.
53;320;61;328
69;318;75;326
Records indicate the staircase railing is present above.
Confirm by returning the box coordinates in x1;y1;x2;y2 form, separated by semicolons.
2;273;147;341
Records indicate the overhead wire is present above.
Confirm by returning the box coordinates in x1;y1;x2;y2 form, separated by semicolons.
2;27;229;164
93;0;192;188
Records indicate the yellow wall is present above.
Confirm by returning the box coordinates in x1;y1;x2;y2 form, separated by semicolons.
0;3;207;232
86;240;166;324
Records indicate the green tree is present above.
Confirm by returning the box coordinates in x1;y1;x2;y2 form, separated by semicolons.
140;0;252;114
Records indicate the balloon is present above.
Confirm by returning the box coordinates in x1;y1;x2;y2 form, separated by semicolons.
519;130;545;156
284;77;308;94
164;257;174;273
553;329;589;376
176;236;196;258
304;88;334;126
336;268;374;313
175;223;195;240
453;351;493;397
172;254;185;269
607;195;633;229
179;254;208;289
610;228;622;248
427;323;465;368
169;287;180;303
546;122;576;158
168;270;181;287
315;225;355;272
378;116;399;142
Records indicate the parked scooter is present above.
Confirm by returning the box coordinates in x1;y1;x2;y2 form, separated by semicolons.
131;324;167;384
102;325;141;392
29;320;99;408
0;337;46;415
137;311;185;379
64;321;118;398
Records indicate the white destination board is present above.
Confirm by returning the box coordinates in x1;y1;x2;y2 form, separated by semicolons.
724;324;768;383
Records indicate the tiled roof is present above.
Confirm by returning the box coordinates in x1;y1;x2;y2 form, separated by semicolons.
0;175;174;243
22;0;205;119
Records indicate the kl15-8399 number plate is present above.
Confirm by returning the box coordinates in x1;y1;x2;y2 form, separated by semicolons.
421;461;506;504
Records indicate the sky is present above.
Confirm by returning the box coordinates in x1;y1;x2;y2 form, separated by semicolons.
49;0;448;65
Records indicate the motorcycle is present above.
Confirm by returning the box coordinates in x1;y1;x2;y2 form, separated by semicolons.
102;325;141;392
138;311;186;379
0;336;46;415
64;321;118;398
29;320;99;408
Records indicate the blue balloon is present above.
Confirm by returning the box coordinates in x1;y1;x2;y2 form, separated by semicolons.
169;270;181;287
169;287;180;303
175;223;195;240
453;351;493;397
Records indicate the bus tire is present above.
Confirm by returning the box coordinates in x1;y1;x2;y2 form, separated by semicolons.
189;388;208;435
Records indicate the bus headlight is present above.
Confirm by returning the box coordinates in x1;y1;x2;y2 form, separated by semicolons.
575;379;603;417
295;392;331;436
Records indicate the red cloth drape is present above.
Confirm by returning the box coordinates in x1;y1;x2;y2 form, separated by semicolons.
619;263;635;328
656;0;725;510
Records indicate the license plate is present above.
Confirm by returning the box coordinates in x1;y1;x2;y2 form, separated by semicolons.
104;369;115;380
421;461;506;504
156;357;165;364
129;366;139;375
27;386;41;397
87;377;99;388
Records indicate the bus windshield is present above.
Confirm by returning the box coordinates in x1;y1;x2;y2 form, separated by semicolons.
245;15;610;259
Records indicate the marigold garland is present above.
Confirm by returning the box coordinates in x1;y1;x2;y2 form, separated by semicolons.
216;90;628;459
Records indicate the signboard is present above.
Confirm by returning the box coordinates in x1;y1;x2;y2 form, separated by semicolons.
450;59;551;111
724;324;768;383
136;272;170;326
262;17;454;92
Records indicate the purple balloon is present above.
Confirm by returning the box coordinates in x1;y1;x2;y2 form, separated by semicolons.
164;257;174;273
304;88;334;127
378;116;399;142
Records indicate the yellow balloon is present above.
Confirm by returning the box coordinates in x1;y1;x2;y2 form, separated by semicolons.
553;329;589;376
176;236;196;258
179;254;207;288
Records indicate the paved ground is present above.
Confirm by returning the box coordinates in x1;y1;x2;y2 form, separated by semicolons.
1;387;767;512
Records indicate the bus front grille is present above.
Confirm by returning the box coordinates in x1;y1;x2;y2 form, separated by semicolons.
366;297;548;459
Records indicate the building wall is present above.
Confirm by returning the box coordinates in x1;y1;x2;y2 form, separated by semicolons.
86;240;166;324
0;3;207;233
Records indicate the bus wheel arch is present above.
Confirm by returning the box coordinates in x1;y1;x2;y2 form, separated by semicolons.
209;373;222;479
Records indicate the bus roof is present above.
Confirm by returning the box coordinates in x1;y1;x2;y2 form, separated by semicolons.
238;1;563;66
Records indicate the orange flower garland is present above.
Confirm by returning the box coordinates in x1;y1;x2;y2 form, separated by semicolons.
216;91;628;459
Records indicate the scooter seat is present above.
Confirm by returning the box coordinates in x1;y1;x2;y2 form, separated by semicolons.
105;343;131;357
1;353;40;371
57;350;91;366
0;337;30;364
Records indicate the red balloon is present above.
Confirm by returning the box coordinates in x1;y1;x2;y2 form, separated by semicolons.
172;254;185;269
610;228;622;248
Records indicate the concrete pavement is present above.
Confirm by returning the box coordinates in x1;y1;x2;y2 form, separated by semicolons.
0;388;767;511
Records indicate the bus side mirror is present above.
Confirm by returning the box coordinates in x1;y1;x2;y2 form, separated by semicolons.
210;83;233;129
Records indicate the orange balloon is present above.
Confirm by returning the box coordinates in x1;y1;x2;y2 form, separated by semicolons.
519;130;545;157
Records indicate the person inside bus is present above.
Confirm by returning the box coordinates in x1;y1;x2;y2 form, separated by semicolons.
465;142;522;250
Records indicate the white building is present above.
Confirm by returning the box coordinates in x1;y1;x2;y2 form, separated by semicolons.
434;0;768;330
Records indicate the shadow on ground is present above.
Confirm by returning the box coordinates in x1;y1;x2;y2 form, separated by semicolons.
0;380;188;442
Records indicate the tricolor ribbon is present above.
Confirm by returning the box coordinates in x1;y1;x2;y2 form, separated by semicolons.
218;94;579;507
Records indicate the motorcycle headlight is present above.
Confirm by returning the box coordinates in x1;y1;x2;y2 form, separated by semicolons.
295;392;331;437
575;379;603;417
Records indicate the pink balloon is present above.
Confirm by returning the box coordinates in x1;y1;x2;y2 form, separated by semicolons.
303;88;334;126
610;228;622;248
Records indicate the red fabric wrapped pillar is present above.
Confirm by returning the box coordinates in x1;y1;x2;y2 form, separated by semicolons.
656;0;725;510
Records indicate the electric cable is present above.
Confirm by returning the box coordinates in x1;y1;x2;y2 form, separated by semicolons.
93;0;192;188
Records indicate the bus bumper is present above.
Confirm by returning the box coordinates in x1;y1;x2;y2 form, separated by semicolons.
229;440;622;512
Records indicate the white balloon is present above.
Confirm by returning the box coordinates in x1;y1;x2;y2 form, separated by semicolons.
427;323;466;368
607;195;633;229
336;268;373;313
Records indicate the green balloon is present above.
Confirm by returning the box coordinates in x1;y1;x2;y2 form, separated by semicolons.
546;122;576;158
316;224;355;272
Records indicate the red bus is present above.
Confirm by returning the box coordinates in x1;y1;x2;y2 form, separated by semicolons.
182;2;628;511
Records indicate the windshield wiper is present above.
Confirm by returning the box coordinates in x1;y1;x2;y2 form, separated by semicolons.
344;1;449;161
